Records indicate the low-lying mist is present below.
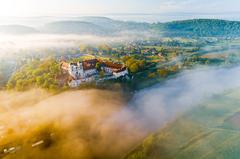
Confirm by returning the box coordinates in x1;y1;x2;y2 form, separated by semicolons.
0;90;146;159
0;33;144;58
132;66;240;129
1;66;240;158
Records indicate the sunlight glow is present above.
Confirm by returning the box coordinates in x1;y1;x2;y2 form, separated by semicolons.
0;0;31;17
0;0;239;17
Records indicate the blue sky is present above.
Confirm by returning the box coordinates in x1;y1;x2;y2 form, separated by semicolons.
0;0;239;17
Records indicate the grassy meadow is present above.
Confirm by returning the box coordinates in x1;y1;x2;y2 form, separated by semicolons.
125;89;240;159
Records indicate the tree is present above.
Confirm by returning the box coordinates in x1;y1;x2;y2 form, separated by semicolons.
148;72;156;78
99;70;105;78
158;69;168;77
95;62;102;71
129;63;139;73
7;58;63;91
123;56;146;74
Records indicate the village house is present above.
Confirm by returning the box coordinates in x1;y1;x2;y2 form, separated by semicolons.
60;58;128;87
101;61;128;78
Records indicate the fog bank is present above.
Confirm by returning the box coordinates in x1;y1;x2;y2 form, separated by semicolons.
132;66;240;129
0;90;145;159
1;66;240;158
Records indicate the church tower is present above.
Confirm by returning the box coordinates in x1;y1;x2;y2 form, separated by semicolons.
78;62;85;78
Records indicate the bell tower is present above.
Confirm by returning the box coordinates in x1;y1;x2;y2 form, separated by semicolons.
78;62;84;78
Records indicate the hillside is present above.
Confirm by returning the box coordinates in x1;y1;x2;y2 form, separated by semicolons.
6;59;62;92
42;18;240;37
42;17;150;35
1;18;240;37
153;19;240;37
42;21;108;35
76;16;119;30
125;89;240;159
0;25;39;34
76;16;151;32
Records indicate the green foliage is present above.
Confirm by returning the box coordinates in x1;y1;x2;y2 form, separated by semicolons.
157;69;168;77
99;70;105;78
123;56;146;73
95;62;102;71
147;72;156;78
7;58;62;91
153;19;240;37
0;61;16;88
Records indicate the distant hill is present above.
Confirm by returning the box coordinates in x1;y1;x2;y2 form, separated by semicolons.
0;25;39;34
39;18;240;37
41;18;151;35
153;19;240;37
76;16;151;32
42;21;107;35
76;16;117;29
1;18;240;37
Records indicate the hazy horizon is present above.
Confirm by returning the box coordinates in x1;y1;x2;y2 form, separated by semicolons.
0;0;239;25
0;12;240;27
1;0;240;16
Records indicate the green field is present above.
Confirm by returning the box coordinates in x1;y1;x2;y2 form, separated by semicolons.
125;89;240;159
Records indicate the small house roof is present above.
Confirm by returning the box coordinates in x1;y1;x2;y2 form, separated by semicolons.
82;59;98;70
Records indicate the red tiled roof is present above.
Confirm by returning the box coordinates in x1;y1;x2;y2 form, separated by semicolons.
102;61;123;69
113;67;127;73
83;59;98;70
61;58;127;73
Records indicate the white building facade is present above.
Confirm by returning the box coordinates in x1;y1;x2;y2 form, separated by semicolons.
61;59;128;88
